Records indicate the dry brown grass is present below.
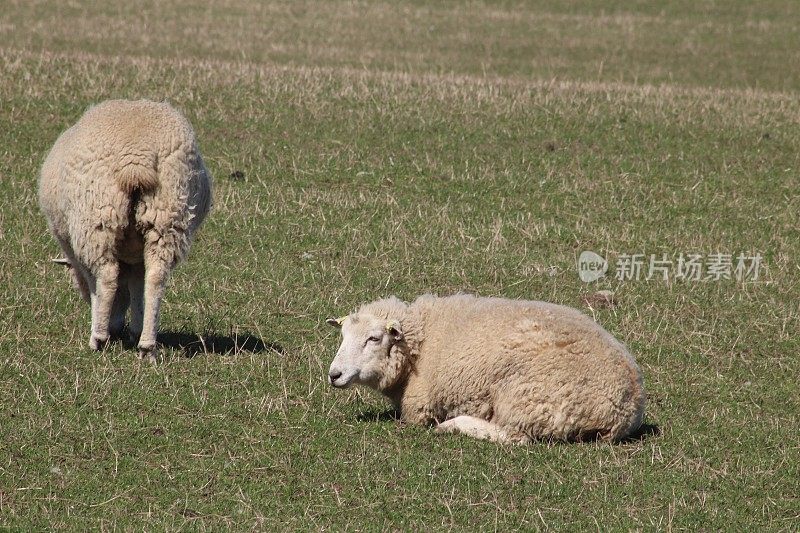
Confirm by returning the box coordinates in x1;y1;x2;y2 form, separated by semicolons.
0;1;798;529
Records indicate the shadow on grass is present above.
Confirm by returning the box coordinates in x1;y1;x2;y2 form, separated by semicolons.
155;330;283;357
113;328;282;358
356;408;400;423
353;410;660;445
551;422;661;444
620;422;660;443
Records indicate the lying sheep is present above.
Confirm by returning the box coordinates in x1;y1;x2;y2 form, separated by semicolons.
39;99;212;360
327;294;645;443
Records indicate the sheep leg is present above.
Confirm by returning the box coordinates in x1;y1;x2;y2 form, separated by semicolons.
137;257;170;362
109;266;131;339
435;415;515;443
127;262;145;344
89;262;119;351
55;236;91;303
72;266;92;305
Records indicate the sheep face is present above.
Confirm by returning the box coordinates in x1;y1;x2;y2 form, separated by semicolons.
327;314;403;389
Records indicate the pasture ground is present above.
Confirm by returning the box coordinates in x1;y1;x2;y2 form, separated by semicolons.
0;1;798;530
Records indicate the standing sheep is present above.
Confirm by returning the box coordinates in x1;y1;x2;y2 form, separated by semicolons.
327;294;645;443
39;99;212;360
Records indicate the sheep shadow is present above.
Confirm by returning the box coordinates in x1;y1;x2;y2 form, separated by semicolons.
619;422;661;443
115;329;282;357
352;409;660;444
547;422;660;444
156;330;283;357
356;408;400;423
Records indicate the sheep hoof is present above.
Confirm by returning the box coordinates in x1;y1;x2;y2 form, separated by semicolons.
137;343;160;364
89;334;109;351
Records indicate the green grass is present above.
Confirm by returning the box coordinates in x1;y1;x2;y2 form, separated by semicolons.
1;1;799;530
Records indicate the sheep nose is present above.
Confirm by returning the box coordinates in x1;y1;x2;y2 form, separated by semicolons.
329;370;342;384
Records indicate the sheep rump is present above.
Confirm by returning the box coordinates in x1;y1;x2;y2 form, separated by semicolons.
328;294;646;443
39;99;212;360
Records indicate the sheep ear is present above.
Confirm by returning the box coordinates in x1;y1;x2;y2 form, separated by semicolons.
386;320;403;341
52;257;72;268
326;316;347;329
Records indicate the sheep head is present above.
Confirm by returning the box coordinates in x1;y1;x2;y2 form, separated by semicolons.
327;313;404;390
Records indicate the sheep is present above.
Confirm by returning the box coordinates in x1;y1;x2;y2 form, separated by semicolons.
39;99;212;361
326;294;645;443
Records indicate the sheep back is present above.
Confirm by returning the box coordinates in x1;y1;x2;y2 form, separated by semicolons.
39;99;211;271
399;294;645;442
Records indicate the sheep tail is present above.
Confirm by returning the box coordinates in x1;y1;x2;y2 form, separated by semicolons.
116;154;159;194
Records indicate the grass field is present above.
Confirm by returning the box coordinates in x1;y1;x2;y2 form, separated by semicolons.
1;1;799;530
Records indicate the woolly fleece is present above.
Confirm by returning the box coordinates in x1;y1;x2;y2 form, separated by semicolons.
328;294;645;443
39;99;212;358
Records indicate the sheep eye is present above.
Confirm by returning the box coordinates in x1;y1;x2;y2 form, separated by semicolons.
366;336;381;343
